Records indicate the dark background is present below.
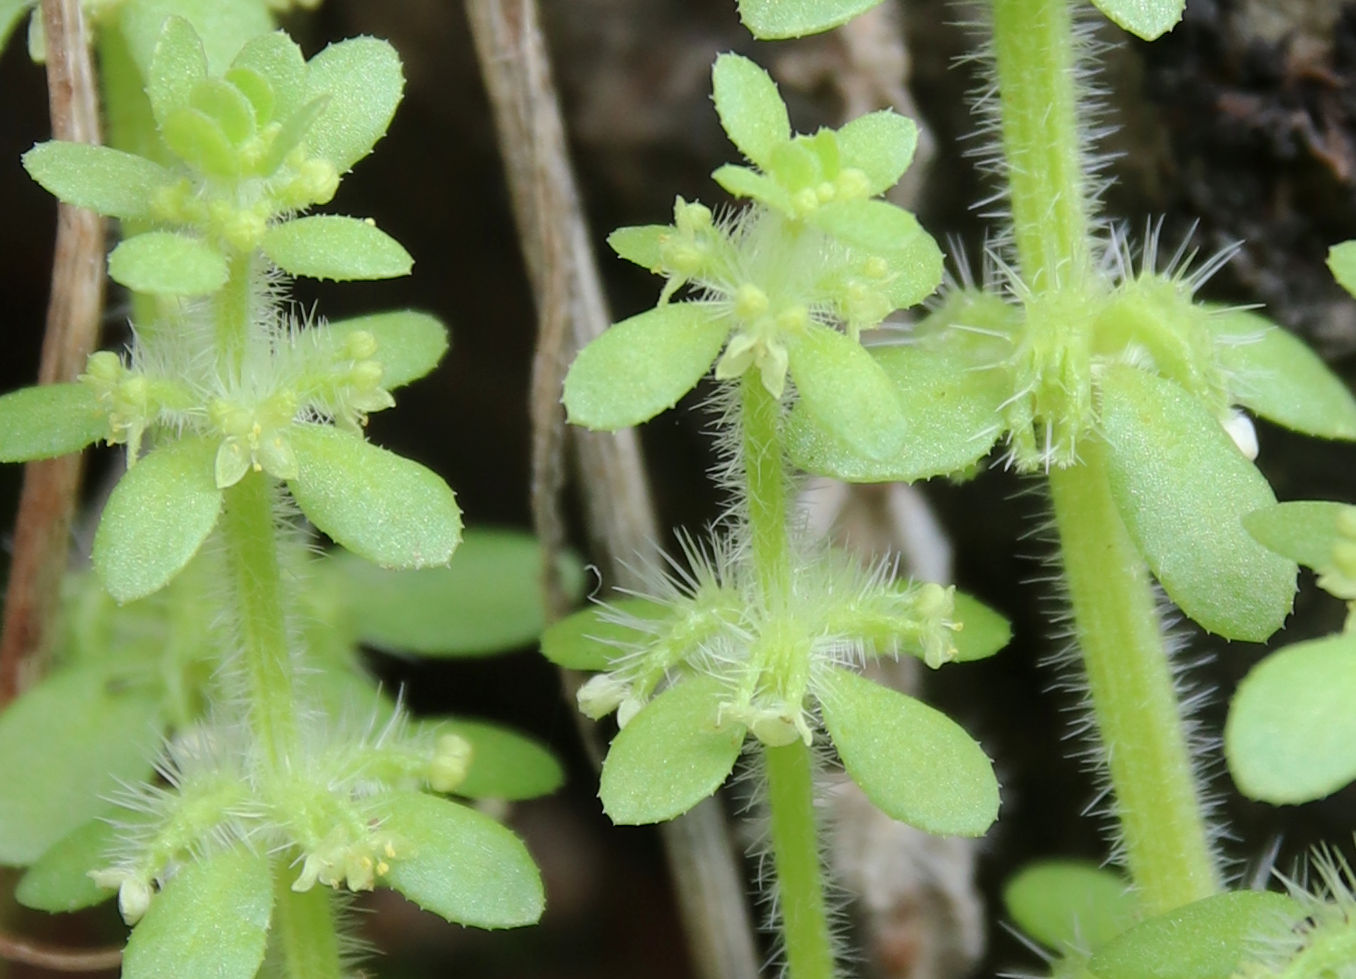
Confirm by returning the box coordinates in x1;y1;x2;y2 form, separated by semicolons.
3;1;1356;976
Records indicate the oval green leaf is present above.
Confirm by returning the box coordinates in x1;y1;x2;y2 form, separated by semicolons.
0;668;160;865
377;792;544;929
0;382;104;462
1243;500;1352;570
109;231;229;295
143;14;207;129
1208;308;1356;441
324;310;449;389
1090;0;1184;40
599;675;743;825
1100;366;1295;641
607;224;669;273
787;324;907;463
540;596;670;671
1329;240;1356;297
305;36;404;173
818;666;998;836
16;818;121;912
230;30;306;124
1003;860;1136;953
288;425;461;569
711;53;790;170
261;215;413;281
23;142;172;220
835;110;917;196
738;0;888;39
93;436;223;603
331;528;580;656
420;718;564;801
1225;633;1356;804
1088;890;1301;979
122;846;273;979
951;591;1012;662
563;303;729;431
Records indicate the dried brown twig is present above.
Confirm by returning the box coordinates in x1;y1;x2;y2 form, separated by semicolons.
0;929;121;973
0;0;106;704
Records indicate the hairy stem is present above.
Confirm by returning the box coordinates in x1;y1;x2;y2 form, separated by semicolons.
741;376;792;604
764;741;834;979
220;474;297;772
269;862;345;979
1048;445;1219;913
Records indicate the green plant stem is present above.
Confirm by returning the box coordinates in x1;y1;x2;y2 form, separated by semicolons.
221;473;298;773
741;375;791;604
1047;444;1219;914
269;860;345;979
217;249;254;371
991;0;1091;288
763;741;834;979
993;0;1220;914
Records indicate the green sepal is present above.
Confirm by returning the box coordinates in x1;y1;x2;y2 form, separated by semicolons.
0;667;161;865
1208;308;1356;441
809;201;944;308
93;435;223;603
0;382;105;462
951;592;1011;662
1243;500;1352;571
287;425;462;569
738;0;888;39
122;846;274;979
1090;0;1184;40
1099;366;1295;642
108;231;229;295
836;110;917;196
1002;860;1136;953
230;30;306;125
599;675;743;824
1225;633;1356;804
261;215;413;282
540;596;670;671
787;341;1007;481
377;791;544;929
22;142;173;220
331;528;581;656
16;818;121;912
1329;240;1356;297
563;303;729;431
320;310;449;389
787;323;906;462
711;53;790;170
817;666;999;836
1087;890;1302;979
420;718;564;801
143;15;207;130
305;36;404;173
608;225;670;273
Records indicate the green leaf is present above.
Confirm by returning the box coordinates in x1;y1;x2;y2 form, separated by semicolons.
288;425;462;569
787;341;1007;481
122;846;273;979
421;718;564;800
305;36;404;173
108;231;229;296
377;792;544;929
321;310;449;389
0;668;161;865
1100;366;1295;642
786;324;906;462
738;0;887;39
22;142;173;220
711;164;794;212
810;201;945;309
0;383;104;462
1208;308;1356;441
540;596;670;671
608;225;670;273
600;675;743;824
563;303;729;431
261;215;413;281
143;15;207;129
1090;0;1185;40
120;1;271;78
162;105;239;177
711;53;790;170
1243;500;1351;570
951;591;1011;662
191;78;255;144
1225;633;1356;804
1003;860;1136;952
1329;240;1356;297
331;528;581;656
835;111;917;196
93;436;223;603
1088;891;1301;979
16;818;120;912
230;31;306;124
818;666;998;836
0;1;30;56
